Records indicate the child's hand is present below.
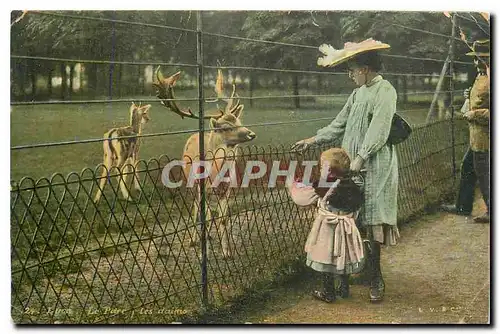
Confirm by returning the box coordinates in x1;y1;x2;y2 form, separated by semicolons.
349;155;365;173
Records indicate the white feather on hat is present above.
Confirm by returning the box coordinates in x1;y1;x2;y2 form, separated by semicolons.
317;38;391;68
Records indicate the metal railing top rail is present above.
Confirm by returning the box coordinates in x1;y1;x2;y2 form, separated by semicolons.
29;10;197;34
10;89;464;107
10;101;456;152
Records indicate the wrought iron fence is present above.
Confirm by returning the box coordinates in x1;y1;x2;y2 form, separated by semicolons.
10;10;483;324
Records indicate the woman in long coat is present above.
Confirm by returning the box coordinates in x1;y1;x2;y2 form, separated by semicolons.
293;39;399;303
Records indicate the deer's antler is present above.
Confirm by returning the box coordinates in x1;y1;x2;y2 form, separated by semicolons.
212;68;242;115
153;66;223;120
224;83;242;114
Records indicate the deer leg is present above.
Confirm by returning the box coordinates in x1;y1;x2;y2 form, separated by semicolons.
189;186;213;247
117;158;134;202
133;156;142;192
218;192;233;259
189;187;201;247
94;154;112;203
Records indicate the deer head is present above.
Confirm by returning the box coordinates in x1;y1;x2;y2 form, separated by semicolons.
208;79;256;146
130;102;151;130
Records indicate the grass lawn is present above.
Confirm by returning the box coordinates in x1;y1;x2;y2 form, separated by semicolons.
10;87;455;182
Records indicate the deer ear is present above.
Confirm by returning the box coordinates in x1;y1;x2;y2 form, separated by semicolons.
232;105;244;118
209;118;218;129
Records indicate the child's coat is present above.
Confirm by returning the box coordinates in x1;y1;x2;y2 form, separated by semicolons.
289;179;365;274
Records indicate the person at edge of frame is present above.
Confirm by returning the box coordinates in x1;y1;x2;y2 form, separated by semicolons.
440;39;490;224
291;38;400;303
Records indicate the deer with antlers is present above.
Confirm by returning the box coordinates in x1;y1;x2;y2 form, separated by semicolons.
93;102;151;203
154;66;256;258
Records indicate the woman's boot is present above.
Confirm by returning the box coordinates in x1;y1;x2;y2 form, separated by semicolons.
312;272;336;303
337;274;350;298
369;240;385;303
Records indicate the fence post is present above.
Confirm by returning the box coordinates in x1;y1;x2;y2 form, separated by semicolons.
196;10;209;312
449;14;457;180
108;11;116;101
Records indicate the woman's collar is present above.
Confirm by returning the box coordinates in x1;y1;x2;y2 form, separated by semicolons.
365;74;383;87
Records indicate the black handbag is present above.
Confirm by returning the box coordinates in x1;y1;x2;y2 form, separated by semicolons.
367;112;412;146
387;113;412;145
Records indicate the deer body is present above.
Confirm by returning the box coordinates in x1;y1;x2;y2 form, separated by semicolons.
154;67;256;258
94;103;151;203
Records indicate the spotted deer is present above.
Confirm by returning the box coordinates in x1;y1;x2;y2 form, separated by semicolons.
154;66;256;258
93;102;151;203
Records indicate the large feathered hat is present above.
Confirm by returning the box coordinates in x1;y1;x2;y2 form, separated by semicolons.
317;38;390;68
465;39;490;57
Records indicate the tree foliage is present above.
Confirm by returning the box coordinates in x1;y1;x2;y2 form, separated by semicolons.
10;10;488;100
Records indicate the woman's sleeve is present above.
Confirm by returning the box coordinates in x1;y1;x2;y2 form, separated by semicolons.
357;83;397;161
314;89;357;145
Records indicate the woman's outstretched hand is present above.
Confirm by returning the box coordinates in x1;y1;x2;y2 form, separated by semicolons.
291;137;316;152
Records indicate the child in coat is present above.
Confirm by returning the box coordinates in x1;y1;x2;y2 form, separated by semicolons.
288;148;365;303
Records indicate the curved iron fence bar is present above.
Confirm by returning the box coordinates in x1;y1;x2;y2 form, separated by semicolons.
11;55;197;68
30;10;197;33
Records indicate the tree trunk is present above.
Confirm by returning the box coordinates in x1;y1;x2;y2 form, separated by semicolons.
249;72;255;108
141;65;145;95
426;56;450;123
69;64;75;99
394;77;400;101
293;74;300;109
88;63;98;98
60;63;67;100
47;68;53;98
87;38;99;98
19;61;26;101
401;75;408;104
29;61;37;100
116;63;122;97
